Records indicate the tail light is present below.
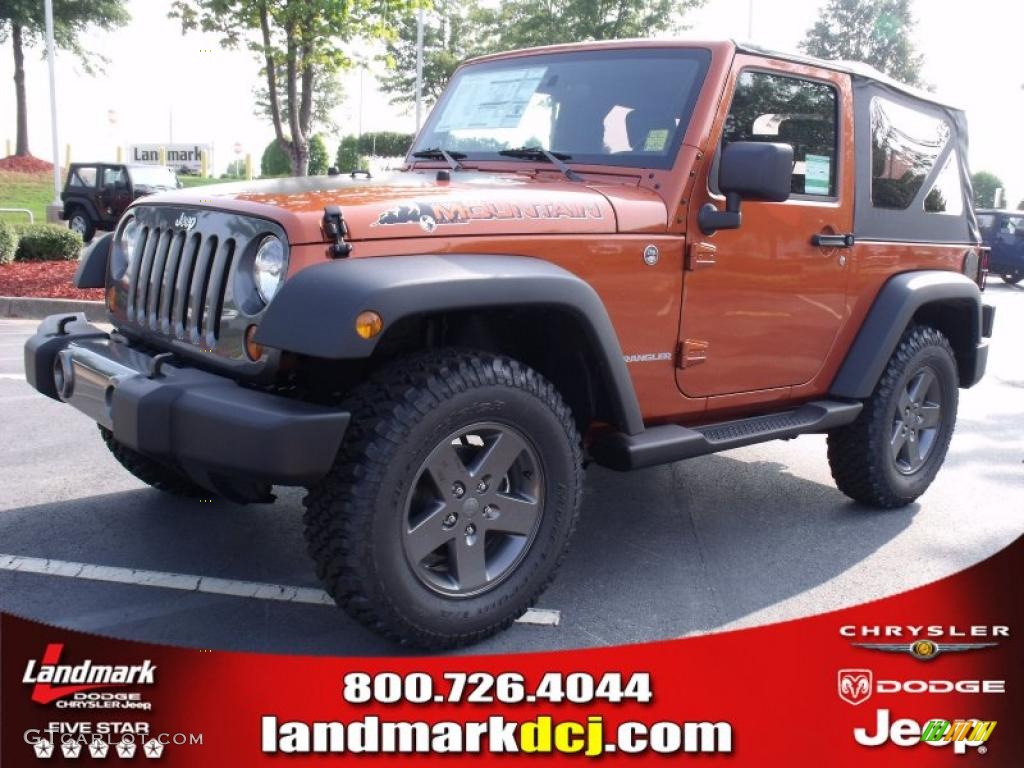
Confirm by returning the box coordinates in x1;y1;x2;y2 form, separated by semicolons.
963;249;988;290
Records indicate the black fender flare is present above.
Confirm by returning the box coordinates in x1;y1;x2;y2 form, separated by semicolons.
830;270;983;399
65;198;101;225
73;232;113;289
256;254;645;434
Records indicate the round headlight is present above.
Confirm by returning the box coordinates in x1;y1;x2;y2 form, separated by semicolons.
253;235;287;304
117;217;141;278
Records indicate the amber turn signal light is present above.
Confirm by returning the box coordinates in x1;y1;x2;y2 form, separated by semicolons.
105;285;117;311
244;324;264;360
355;311;384;340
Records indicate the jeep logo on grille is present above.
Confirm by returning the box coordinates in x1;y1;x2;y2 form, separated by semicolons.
175;213;197;231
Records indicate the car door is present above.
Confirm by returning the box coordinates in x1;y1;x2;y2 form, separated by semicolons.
97;166;130;222
678;59;854;399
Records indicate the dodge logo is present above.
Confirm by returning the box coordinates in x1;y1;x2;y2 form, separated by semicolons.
838;669;873;706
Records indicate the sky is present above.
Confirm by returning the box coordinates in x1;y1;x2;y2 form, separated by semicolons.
1;0;1022;204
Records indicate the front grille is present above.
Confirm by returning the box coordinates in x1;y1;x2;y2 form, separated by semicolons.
124;226;235;348
110;205;288;376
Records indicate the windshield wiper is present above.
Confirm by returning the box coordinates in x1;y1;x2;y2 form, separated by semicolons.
411;147;466;171
498;147;582;182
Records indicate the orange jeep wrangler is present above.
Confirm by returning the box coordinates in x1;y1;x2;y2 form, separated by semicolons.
25;40;994;647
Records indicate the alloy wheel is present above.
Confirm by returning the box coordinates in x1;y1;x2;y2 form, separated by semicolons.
402;422;544;597
891;365;943;475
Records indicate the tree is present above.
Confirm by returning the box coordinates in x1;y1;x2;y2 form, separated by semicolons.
223;158;247;178
254;64;343;136
307;134;328;175
336;135;360;172
1;0;129;157
171;0;409;176
473;0;706;52
801;0;924;87
378;0;479;109
971;171;1005;209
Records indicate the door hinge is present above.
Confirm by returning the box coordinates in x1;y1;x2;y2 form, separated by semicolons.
676;339;709;369
685;241;717;271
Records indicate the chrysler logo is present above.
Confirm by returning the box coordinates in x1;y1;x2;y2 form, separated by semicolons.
175;212;197;231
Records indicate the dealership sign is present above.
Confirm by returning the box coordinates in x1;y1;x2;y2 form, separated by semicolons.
129;143;209;172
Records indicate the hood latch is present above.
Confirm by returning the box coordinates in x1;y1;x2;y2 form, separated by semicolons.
323;205;352;258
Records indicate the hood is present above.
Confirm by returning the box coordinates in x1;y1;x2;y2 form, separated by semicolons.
135;171;668;244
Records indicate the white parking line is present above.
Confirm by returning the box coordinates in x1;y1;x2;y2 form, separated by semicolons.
0;374;25;380
0;554;560;626
0;554;334;606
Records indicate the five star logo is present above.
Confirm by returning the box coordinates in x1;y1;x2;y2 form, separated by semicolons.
33;738;54;759
89;738;110;758
116;741;137;759
144;738;165;758
61;740;83;758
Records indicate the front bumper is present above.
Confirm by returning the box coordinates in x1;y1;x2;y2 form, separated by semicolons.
24;313;349;496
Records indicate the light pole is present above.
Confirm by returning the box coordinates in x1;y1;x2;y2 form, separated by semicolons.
415;6;424;130
44;0;61;211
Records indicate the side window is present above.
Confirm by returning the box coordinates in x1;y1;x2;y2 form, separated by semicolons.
102;167;126;187
923;152;963;215
870;97;951;210
69;166;97;187
976;214;995;233
721;70;838;197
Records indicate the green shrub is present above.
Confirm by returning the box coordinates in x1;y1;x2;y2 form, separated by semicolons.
12;223;83;261
357;131;414;157
0;221;19;265
336;135;360;172
261;139;292;176
308;134;329;175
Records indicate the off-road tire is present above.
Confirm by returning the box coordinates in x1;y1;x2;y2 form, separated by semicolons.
827;325;958;508
99;426;209;497
68;207;95;243
303;349;584;648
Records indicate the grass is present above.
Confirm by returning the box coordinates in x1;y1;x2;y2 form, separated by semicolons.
0;171;53;224
0;171;249;225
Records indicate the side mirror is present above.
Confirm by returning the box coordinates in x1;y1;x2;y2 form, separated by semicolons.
699;141;794;235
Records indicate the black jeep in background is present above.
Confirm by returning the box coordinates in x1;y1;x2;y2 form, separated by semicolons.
977;209;1024;285
61;163;180;242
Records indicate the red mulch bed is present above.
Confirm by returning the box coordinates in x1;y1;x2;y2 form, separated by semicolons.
0;261;103;300
0;154;54;173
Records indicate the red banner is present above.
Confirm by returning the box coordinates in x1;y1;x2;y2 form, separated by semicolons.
3;535;1021;766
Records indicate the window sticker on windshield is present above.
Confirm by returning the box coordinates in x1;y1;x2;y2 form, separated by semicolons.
643;129;669;152
805;154;831;195
435;67;547;132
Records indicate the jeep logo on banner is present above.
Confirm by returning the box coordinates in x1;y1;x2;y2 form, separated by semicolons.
130;144;210;173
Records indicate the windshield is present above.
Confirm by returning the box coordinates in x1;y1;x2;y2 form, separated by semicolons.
413;48;711;170
128;166;178;187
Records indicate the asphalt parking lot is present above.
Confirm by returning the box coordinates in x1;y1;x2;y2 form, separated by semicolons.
1;283;1021;656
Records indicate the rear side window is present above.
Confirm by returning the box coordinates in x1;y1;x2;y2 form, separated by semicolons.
976;214;995;233
721;70;838;197
69;166;97;187
870;97;951;210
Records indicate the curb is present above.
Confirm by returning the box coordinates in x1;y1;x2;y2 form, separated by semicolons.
0;296;107;322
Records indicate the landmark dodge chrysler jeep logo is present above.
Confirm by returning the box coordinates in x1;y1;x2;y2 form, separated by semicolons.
23;644;157;704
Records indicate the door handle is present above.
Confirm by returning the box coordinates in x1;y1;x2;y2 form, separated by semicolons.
812;233;855;248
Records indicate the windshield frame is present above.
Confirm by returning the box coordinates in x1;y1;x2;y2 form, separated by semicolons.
411;46;712;172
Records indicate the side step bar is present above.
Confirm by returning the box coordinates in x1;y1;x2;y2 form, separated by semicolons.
590;400;862;471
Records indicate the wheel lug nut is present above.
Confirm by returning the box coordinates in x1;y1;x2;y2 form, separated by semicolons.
443;512;458;528
483;505;499;520
465;524;476;535
452;482;465;498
